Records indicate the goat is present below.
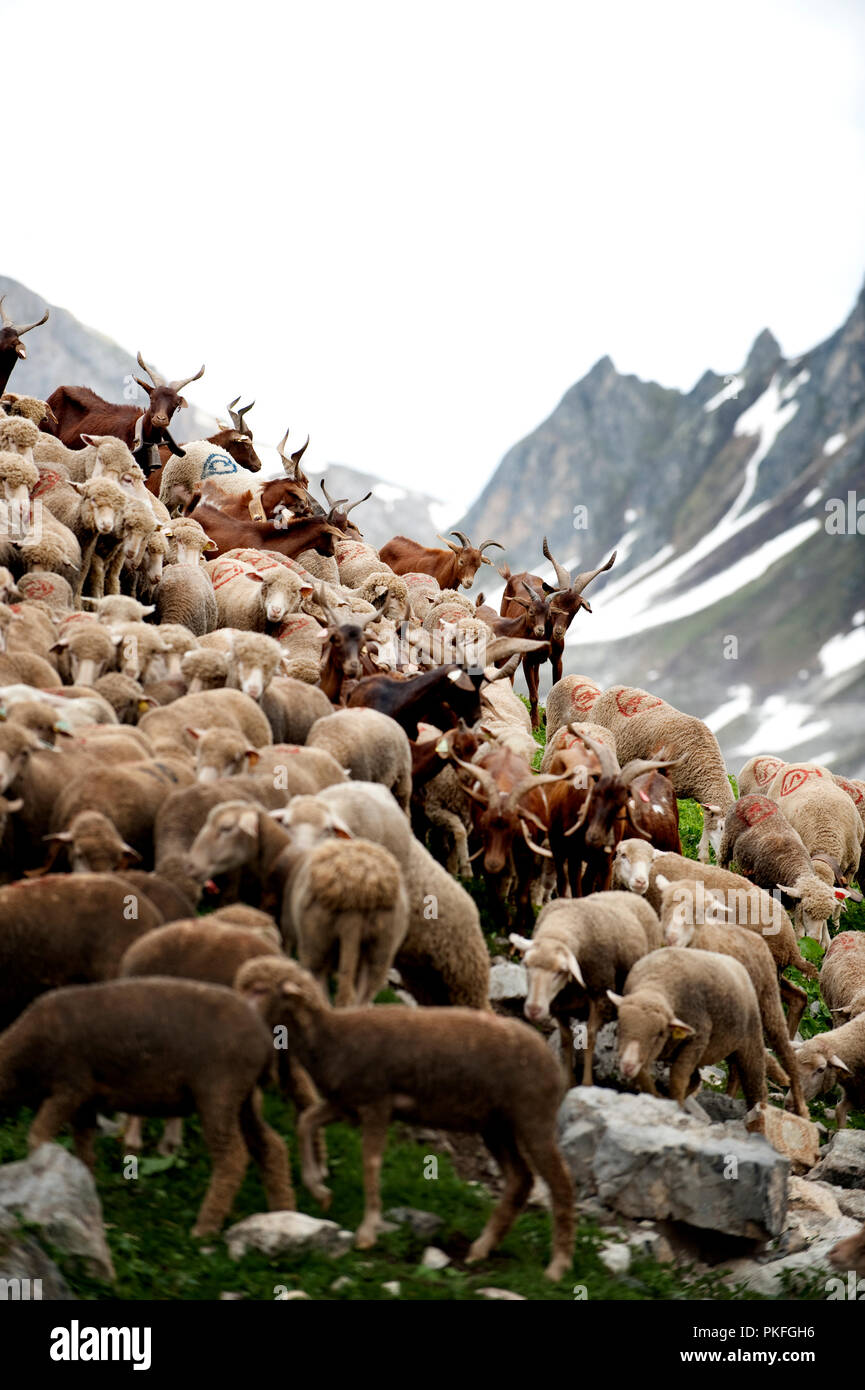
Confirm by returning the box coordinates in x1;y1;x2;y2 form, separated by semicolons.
0;297;49;396
379;530;504;591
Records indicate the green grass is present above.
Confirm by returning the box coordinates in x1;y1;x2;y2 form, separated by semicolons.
1;703;861;1301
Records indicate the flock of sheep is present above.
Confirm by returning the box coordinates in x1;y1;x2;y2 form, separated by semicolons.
0;347;863;1289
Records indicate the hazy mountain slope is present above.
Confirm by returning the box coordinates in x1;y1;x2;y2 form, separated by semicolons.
457;285;865;776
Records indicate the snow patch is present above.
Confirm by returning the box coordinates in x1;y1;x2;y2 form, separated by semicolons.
823;433;847;456
781;368;810;401
818;627;865;679
803;487;822;507
704;686;752;733
372;482;407;504
624;507;638;524
730;374;799;522
704;376;744;412
738;696;832;755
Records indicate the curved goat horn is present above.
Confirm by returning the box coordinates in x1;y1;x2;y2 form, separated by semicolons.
136;351;165;387
342;490;372;518
0;297;49;336
168;364;205;392
478;539;505;553
449;530;471;547
227;397;255;435
320;478;340;509
520;819;553;858
436;533;461;553
291;435;310;465
575;729;619;779
452;755;498;804
542;536;571;589
313;583;342;630
618;754;682;786
569;550;617;596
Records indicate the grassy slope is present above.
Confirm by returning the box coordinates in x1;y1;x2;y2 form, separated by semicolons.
0;709;861;1302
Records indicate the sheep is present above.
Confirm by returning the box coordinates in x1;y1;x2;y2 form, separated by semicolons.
158;441;248;512
0;872;164;1030
15;570;74;612
199;629;283;702
260;676;332;745
207;554;312;634
235;956;574;1279
539;720;615;775
590;685;735;861
48;756;195;863
50;622;119;687
608;947;769;1109
767;763;862;903
91;672;153;723
0;684;117;732
133;526;171;600
0;415;41;456
401;570;441;620
0;449;39;510
189;727;260;782
737;755;784;798
0;977;294;1235
0;647;59;689
787;1015;865;1128
151;622;199;678
717;794;850;948
544;674;603;741
509;892;663;1087
61;475;128;604
288;836;409;1007
188;784;491;1009
139;688;273;757
153;777;287;906
334;536;387;589
0;393;55;429
88;595;155;626
306;708;412;812
1;699;69;746
111;621;170;683
820;932;865;1023
250;744;347;793
181;645;230;693
0;492;81;588
477;675;537;761
354;569;408;622
155;518;218;634
613;841;818;1035
656;877;808;1116
41;809;140;874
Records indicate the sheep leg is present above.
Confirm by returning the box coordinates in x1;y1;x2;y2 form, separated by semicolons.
192;1112;250;1238
28;1089;83;1153
558;1020;576;1089
517;1130;575;1283
280;1057;328;1174
334;925;362;1009
359;936;398;1007
836;1093;852;1130
297;1099;342;1206
238;1089;295;1212
355;1100;392;1250
667;1045;703;1107
734;1042;769;1110
123;1114;145;1151
581;998;601;1086
466;1123;533;1266
696;813;711;864
72;1116;98;1171
780;978;808;1038
157;1117;184;1156
73;536;98;607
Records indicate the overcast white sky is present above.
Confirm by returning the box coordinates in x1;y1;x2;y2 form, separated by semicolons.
6;0;865;513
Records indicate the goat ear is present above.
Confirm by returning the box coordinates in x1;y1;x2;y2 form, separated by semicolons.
178;396;189;410
669;1017;695;1039
830;1054;852;1074
508;933;533;953
606;990;624;1008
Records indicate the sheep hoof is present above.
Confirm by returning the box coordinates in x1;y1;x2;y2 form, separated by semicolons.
312;1184;333;1210
544;1255;570;1282
354;1223;378;1249
465;1239;491;1265
191;1221;218;1239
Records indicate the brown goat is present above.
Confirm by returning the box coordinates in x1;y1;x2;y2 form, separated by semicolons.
379;530;504;591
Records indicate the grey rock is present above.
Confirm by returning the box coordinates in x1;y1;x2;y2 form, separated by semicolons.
810;1130;865;1189
0;1144;114;1282
558;1086;788;1239
599;1242;631;1275
488;962;528;1003
477;1286;527;1300
420;1246;450;1269
225;1212;354;1261
382;1280;401;1296
722;1216;861;1296
697;1093;748;1124
385;1207;443;1238
0;1208;72;1300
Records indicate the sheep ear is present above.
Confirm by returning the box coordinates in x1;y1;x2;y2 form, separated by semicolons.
606;990;624;1008
776;882;800;899
50;638;69;652
299;583;315;596
700;802;722;814
330;815;355;840
43;830;73;843
2;798;23;812
237;808;260;837
245;748;260;766
508;933;533;953
669;1017;695;1040
829;1054;852;1074
138;697;156;713
655;873;670;890
563;949;586;987
247;571;266;584
650;846;663;859
80;433;100;448
204;538;219;552
280;979;304;998
121;844;142;863
140;604;155;616
186;727;205;741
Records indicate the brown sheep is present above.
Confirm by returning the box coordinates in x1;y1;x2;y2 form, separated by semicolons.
0;978;294;1236
235;956;574;1279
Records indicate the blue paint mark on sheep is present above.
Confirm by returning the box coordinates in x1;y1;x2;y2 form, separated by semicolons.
201;452;239;478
